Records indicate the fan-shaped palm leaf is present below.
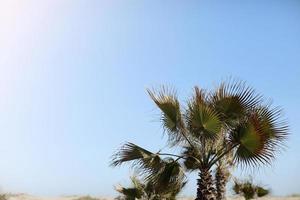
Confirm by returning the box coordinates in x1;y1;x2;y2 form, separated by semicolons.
186;97;222;140
211;81;262;127
115;176;144;200
147;87;185;145
230;106;287;166
115;186;142;200
182;145;201;170
111;142;163;174
146;158;186;195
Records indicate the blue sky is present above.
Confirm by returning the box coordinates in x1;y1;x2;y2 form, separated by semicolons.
0;0;299;197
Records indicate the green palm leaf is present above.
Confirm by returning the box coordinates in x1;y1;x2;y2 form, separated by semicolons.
230;106;287;166
186;97;222;140
146;158;186;194
185;87;222;140
110;142;163;174
211;81;262;127
147;87;185;145
182;145;201;170
115;186;142;200
256;106;288;148
115;176;144;200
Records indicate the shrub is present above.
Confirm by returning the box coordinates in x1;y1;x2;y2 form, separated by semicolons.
256;186;269;197
241;181;256;200
233;179;270;200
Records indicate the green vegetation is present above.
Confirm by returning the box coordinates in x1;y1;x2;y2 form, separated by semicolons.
256;186;270;197
111;80;288;200
115;176;185;200
233;179;270;200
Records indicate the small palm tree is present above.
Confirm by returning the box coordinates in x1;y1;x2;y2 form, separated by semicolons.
111;81;288;200
115;176;185;200
112;144;186;199
233;178;269;200
115;176;144;200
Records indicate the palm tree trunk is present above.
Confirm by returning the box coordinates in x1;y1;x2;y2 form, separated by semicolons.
215;167;229;200
195;168;216;200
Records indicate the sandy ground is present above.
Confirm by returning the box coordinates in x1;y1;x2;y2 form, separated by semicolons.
4;194;300;200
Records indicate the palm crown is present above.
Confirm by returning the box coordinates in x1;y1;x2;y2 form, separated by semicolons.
115;175;186;200
111;81;288;200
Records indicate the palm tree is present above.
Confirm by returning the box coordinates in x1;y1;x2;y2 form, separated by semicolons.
215;157;232;200
115;176;186;200
112;143;186;199
115;176;144;200
111;81;288;200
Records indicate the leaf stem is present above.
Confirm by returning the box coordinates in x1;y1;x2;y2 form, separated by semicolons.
208;144;238;168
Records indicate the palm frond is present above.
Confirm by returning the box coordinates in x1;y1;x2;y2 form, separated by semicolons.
186;87;222;140
210;80;262;127
115;176;144;200
230;105;288;167
130;176;144;192
115;186;141;200
110;142;163;174
147;87;186;145
163;180;187;200
231;120;272;166
111;143;186;198
182;145;201;171
145;158;186;194
256;105;288;149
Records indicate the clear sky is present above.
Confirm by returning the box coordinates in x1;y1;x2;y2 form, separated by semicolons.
0;0;299;197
